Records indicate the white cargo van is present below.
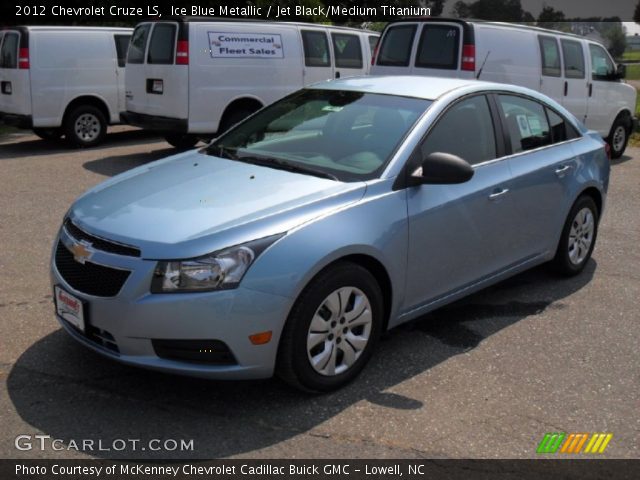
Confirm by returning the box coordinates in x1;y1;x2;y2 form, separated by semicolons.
371;19;637;158
123;18;379;148
0;26;132;147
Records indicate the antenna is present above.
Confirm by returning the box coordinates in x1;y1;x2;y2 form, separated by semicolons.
476;51;491;79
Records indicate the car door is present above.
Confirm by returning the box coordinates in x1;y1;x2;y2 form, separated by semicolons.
330;31;365;79
300;29;334;85
586;42;619;136
538;35;564;101
404;94;518;311
0;29;31;118
559;38;588;124
113;33;131;114
496;93;580;260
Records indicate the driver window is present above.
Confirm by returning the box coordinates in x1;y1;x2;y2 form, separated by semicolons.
589;44;615;81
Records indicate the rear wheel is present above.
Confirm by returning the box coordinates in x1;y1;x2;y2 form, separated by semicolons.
219;107;258;134
552;195;599;276
64;105;107;148
164;133;199;150
607;116;630;159
277;262;383;392
33;128;62;142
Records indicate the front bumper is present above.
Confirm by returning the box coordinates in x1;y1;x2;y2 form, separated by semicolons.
121;111;187;133
50;227;292;380
0;112;32;129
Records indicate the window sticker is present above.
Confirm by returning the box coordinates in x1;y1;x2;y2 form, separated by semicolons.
208;32;284;59
516;114;532;138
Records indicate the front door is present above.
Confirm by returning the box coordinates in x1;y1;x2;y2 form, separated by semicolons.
559;38;588;124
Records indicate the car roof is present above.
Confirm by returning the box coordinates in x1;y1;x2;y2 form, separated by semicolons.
311;75;499;101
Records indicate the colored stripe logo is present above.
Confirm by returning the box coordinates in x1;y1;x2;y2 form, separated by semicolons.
537;433;612;454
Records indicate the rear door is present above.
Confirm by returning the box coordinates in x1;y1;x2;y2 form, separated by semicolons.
113;33;131;114
538;35;564;101
300;29;334;85
125;22;188;121
0;29;31;116
371;23;417;74
330;31;365;79
413;22;465;78
559;38;588;124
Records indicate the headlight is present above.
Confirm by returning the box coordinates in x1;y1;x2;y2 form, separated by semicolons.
151;234;283;293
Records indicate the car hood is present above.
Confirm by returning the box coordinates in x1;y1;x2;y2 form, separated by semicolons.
69;150;366;259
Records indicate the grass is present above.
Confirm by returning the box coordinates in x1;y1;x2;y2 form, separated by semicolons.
626;64;640;81
0;125;19;137
622;50;640;62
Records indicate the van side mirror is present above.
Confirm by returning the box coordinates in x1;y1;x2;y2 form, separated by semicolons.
410;152;474;185
614;63;626;80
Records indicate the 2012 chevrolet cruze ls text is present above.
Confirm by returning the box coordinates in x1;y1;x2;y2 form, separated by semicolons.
51;76;609;391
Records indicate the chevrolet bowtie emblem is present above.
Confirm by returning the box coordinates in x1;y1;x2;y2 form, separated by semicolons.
70;241;93;264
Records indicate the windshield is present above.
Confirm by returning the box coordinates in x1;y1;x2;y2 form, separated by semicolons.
206;89;431;182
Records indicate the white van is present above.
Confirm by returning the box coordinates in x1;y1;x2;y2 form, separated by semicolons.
0;26;132;147
123;18;379;148
371;19;637;158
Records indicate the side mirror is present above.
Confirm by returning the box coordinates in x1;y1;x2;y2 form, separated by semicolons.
410;152;474;185
615;63;626;80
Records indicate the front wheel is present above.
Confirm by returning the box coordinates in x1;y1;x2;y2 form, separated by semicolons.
277;262;383;392
607;117;630;160
552;195;599;276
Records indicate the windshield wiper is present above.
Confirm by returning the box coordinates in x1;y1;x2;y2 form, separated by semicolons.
235;154;338;181
207;144;238;160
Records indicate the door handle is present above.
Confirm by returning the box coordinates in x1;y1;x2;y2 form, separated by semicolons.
555;165;572;176
588;83;593;97
488;188;509;201
564;81;568;96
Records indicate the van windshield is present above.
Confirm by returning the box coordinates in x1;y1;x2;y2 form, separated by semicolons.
206;89;431;182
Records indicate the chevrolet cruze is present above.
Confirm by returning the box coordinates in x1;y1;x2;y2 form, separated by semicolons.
51;76;609;391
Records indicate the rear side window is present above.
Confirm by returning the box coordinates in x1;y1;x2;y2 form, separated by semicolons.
589;44;615;81
127;24;151;64
377;25;416;67
547;108;579;142
539;36;561;77
498;95;551;154
420;95;496;166
561;39;585;79
416;25;460;69
148;24;176;65
368;35;379;53
331;33;362;69
0;32;19;69
114;35;130;68
301;30;330;67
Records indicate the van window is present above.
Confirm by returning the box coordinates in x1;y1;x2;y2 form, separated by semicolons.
546;108;579;143
114;35;131;68
561;39;585;79
498;95;551;154
420;95;496;166
589;44;615;81
0;32;19;69
416;25;460;69
377;25;416;67
301;30;330;67
331;33;362;69
368;35;379;54
127;24;151;64
148;24;176;65
539;36;561;77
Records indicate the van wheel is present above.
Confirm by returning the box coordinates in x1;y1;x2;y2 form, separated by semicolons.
33;128;63;142
607;116;630;159
64;106;107;148
277;262;383;392
552;195;599;276
219;108;256;134
164;134;199;150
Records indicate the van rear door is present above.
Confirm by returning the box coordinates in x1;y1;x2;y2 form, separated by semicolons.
0;29;31;118
125;22;188;124
330;30;366;79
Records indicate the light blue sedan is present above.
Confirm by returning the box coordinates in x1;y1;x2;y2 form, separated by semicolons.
51;76;609;391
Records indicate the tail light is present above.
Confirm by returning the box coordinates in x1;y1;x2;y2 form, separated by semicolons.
18;47;29;69
176;40;189;65
461;44;475;71
371;41;379;66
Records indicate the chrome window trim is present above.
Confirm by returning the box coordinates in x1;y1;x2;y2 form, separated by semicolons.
472;137;583;169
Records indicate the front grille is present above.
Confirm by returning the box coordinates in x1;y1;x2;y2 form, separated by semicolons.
64;218;141;257
152;339;237;365
55;241;130;297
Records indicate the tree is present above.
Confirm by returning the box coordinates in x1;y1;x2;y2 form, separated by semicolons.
537;6;565;30
451;0;526;22
634;0;640;24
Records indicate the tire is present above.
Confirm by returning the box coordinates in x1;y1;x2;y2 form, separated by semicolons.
277;262;383;392
164;133;199;150
33;128;63;142
607;116;630;160
552;195;599;276
64;105;107;148
219;108;256;134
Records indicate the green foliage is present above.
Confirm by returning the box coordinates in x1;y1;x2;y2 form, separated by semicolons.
635;1;640;24
451;0;531;22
